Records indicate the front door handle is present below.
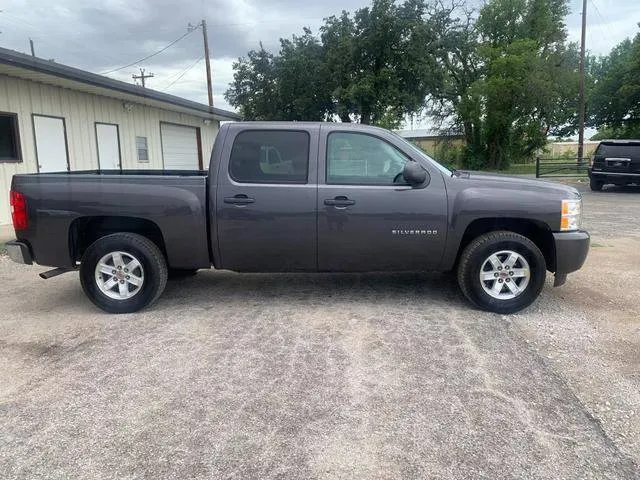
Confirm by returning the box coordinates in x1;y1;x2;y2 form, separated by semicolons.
324;196;355;207
224;194;255;205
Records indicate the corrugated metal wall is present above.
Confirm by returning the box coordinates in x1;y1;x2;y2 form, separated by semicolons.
0;74;219;225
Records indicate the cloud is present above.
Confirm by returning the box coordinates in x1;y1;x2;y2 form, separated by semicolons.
565;0;638;55
1;0;638;112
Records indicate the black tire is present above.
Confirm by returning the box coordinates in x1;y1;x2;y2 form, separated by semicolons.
168;268;198;279
590;177;604;191
80;233;168;314
457;231;546;314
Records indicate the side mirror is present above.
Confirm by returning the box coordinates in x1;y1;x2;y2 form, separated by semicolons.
403;161;429;187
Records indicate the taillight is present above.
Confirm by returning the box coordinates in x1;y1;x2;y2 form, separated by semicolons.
10;190;28;230
590;154;595;168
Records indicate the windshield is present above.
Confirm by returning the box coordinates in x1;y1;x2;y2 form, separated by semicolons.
392;133;453;176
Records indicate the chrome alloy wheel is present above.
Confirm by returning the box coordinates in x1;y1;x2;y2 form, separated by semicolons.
480;250;530;300
94;251;145;300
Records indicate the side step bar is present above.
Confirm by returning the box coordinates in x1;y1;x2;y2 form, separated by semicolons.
39;268;72;280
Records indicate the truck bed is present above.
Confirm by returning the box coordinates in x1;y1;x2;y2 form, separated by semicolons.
11;171;211;270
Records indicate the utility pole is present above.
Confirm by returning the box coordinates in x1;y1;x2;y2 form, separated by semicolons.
132;68;154;88
29;38;35;57
201;19;214;109
577;0;587;162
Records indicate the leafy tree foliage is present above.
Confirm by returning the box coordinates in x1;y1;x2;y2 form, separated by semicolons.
323;0;441;126
432;0;579;169
588;30;640;139
226;0;441;128
225;31;332;121
226;0;582;169
224;45;280;121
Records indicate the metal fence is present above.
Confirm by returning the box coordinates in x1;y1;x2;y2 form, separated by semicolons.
535;157;589;178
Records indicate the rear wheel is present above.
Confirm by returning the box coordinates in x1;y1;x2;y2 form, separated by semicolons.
80;233;168;313
590;177;604;191
457;231;546;314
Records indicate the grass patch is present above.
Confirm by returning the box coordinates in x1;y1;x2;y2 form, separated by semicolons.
476;163;537;175
591;243;614;248
0;242;6;255
478;161;589;177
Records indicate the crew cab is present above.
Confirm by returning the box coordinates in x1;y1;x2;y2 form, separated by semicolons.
7;122;590;314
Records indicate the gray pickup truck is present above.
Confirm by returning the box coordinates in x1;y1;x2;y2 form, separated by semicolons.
7;122;589;314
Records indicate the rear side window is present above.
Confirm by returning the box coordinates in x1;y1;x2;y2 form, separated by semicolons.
229;130;309;184
596;143;640;158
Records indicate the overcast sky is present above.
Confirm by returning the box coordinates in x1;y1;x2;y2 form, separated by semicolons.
0;0;638;119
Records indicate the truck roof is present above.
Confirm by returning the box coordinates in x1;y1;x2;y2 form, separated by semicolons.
225;121;391;133
598;139;640;145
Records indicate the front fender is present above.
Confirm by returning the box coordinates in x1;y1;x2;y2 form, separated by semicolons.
439;187;560;271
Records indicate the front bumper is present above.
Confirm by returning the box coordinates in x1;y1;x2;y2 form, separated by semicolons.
552;230;590;286
5;240;33;265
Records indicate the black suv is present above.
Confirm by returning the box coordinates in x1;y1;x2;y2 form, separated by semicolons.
589;140;640;191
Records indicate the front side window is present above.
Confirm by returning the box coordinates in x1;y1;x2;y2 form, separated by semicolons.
229;130;309;184
327;132;409;185
0;113;21;162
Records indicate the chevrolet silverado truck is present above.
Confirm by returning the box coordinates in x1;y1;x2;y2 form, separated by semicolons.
6;122;590;314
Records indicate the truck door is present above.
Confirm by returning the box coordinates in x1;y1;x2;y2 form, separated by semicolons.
215;125;318;272
317;127;448;272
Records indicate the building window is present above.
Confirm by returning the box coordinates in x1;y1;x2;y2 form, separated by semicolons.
136;136;149;162
229;130;309;184
0;113;22;163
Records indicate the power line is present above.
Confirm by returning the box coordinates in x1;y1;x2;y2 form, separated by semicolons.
100;28;198;75
162;56;205;91
587;0;617;47
161;54;201;84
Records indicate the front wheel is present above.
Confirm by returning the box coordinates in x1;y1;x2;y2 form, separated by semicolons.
80;233;168;313
457;231;546;314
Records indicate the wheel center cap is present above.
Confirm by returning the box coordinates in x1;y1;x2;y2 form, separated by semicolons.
500;272;509;279
116;271;125;281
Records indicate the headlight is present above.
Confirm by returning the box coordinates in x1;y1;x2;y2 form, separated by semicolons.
561;199;582;231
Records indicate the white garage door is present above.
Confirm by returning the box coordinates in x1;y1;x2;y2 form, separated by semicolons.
33;115;69;172
161;123;200;170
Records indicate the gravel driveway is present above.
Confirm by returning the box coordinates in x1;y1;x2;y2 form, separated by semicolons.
0;183;638;479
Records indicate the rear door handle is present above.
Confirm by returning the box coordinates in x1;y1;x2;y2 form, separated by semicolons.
324;196;355;207
224;194;255;205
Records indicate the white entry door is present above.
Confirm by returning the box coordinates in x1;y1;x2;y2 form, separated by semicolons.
33;115;69;172
160;123;200;169
96;123;121;170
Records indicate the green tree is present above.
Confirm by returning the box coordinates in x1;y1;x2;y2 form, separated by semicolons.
275;29;334;121
432;0;579;169
320;12;358;123
225;32;332;121
345;0;441;126
588;29;640;138
224;44;280;121
227;0;442;128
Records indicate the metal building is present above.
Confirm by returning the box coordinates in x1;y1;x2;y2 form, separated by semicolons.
0;47;240;226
